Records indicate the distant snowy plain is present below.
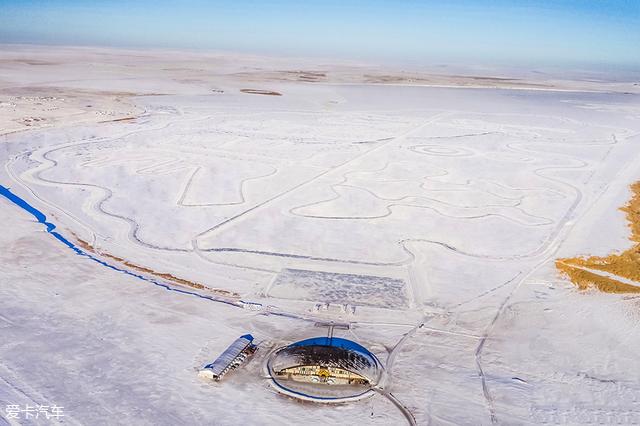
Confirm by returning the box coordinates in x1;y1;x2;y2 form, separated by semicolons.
1;47;640;424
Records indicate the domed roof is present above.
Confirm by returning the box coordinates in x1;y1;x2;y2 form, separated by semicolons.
270;336;380;384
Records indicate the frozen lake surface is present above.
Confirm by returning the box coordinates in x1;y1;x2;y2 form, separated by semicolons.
1;46;640;424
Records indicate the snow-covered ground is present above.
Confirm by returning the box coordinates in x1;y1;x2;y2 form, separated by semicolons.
1;46;640;425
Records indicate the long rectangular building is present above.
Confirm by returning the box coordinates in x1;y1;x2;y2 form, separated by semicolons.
200;334;255;380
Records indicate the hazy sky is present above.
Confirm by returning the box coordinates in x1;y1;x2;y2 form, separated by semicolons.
1;0;638;68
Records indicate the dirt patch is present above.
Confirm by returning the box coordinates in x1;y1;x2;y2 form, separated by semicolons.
0;86;139;97
73;236;240;298
282;71;327;82
557;181;640;293
0;86;143;136
99;116;137;123
3;59;60;66
240;89;282;96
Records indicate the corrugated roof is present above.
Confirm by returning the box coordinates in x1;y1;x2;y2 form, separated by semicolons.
205;334;254;377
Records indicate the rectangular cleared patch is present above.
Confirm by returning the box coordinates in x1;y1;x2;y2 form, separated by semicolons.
268;268;409;308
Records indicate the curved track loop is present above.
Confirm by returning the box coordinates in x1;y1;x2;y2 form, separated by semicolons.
5;104;640;425
10;109;630;272
472;132;640;423
177;164;278;207
289;183;553;226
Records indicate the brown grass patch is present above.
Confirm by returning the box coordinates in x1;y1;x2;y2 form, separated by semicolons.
557;181;640;293
99;116;137;123
7;59;60;66
240;89;282;96
73;235;239;298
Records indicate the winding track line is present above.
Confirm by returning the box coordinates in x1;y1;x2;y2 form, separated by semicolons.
472;272;523;423
7;110;275;253
373;322;425;425
177;164;278;207
289;183;552;226
194;139;598;266
191;113;449;242
24;149;190;252
6;104;639;424
383;392;418;426
469;137;593;423
198;120;622;267
473;132;640;424
13;110;622;269
6;116;197;248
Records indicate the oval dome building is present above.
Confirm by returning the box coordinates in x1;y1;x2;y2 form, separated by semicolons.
267;336;382;402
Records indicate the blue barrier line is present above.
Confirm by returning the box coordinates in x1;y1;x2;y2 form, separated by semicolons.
0;184;242;308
